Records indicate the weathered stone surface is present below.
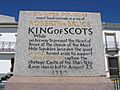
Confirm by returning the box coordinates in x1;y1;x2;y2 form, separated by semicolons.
14;11;105;76
5;76;114;90
5;11;114;90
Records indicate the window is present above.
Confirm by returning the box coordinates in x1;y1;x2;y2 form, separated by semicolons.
108;57;119;77
0;60;11;74
105;33;117;49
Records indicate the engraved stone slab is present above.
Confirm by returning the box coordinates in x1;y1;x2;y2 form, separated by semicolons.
14;11;105;76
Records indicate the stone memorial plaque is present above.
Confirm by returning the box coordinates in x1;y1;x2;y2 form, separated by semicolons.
14;11;105;76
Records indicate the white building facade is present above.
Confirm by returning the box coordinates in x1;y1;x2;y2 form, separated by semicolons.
0;15;17;76
103;23;120;78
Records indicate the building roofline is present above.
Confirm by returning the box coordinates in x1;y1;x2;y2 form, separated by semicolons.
102;23;120;30
0;22;18;25
0;23;18;28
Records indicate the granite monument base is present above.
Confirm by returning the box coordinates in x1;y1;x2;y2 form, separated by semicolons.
5;76;114;90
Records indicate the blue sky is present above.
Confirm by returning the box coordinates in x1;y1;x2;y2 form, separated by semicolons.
0;0;120;23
